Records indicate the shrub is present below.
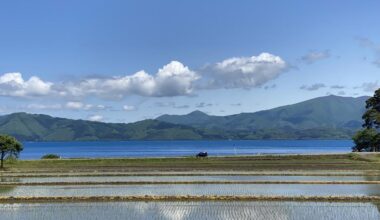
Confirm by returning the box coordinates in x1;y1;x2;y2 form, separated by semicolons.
41;154;60;159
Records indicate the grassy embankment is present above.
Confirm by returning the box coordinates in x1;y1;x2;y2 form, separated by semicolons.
2;153;380;173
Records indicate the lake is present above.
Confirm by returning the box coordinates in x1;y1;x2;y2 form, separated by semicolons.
19;140;353;159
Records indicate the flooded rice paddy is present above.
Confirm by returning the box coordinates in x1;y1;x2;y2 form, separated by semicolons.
1;183;380;197
0;201;379;220
1;174;379;219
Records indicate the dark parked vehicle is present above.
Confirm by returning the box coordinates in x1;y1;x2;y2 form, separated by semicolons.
196;152;208;157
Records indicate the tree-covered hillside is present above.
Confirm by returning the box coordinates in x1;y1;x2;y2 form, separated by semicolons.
0;113;220;141
157;95;368;138
0;95;368;141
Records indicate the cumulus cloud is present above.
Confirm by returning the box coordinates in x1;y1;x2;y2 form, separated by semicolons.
65;101;91;110
202;53;288;89
0;53;288;100
154;61;199;96
65;101;106;111
1;61;198;100
300;83;326;91
25;102;108;111
63;61;199;98
0;72;53;97
88;115;103;122
301;50;330;64
123;105;136;111
26;104;62;110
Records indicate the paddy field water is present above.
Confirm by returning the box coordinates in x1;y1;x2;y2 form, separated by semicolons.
0;201;379;220
1;153;380;219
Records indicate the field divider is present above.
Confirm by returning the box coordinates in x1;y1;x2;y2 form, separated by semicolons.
0;195;379;203
2;181;380;186
1;173;380;178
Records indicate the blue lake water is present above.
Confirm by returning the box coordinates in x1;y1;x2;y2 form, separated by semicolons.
20;140;354;159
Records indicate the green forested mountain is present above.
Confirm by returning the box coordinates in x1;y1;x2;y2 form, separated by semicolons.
0;95;369;141
157;95;369;139
0;113;219;141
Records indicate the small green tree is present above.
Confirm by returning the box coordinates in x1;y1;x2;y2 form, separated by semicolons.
0;135;23;169
353;88;380;152
352;128;380;152
362;88;380;129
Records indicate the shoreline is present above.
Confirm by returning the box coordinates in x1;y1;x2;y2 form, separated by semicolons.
17;152;380;161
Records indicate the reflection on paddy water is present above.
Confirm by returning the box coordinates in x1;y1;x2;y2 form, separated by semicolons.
1;175;380;183
0;201;378;220
1;184;380;197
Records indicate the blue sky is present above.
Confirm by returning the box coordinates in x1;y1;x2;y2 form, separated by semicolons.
0;0;379;122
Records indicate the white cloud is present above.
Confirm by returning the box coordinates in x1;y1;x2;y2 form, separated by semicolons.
25;102;107;111
154;61;199;96
0;61;198;99
64;61;199;98
26;103;62;110
65;101;107;111
203;53;288;89
88;115;103;122
301;50;330;64
95;105;106;110
66;101;88;110
0;54;288;100
123;105;136;111
0;72;53;97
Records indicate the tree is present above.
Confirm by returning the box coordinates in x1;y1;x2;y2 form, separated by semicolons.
363;88;380;129
0;135;23;169
353;88;380;152
352;128;380;152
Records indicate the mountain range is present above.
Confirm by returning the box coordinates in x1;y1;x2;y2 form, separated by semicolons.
0;95;369;141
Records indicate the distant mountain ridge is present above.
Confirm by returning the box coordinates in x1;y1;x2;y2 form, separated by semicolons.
157;95;369;138
0;95;369;141
0;113;219;141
